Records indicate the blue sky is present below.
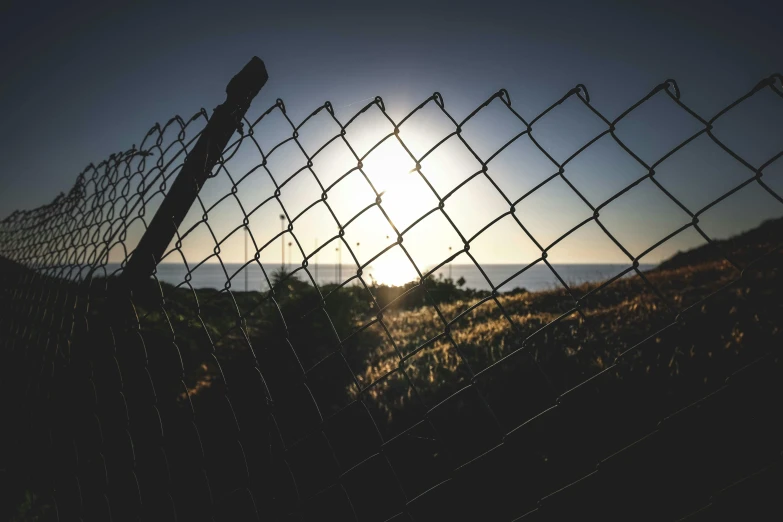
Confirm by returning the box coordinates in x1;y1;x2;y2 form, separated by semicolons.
1;0;781;273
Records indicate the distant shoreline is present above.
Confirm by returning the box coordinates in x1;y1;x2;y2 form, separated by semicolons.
109;262;658;293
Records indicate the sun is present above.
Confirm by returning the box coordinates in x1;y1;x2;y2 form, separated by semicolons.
357;140;440;287
367;254;419;287
362;140;439;232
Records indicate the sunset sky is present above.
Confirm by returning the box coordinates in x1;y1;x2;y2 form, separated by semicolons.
1;0;781;276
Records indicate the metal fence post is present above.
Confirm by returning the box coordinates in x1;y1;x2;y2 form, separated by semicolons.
121;56;268;286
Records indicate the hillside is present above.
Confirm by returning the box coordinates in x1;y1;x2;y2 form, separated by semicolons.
656;217;783;271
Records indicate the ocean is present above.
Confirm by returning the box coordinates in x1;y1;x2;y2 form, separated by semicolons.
141;262;656;293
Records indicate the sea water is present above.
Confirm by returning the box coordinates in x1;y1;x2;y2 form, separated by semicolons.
137;262;654;293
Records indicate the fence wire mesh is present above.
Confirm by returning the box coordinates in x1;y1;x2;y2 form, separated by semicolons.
1;68;782;522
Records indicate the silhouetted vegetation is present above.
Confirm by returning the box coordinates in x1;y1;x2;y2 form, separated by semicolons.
2;219;781;521
138;220;782;428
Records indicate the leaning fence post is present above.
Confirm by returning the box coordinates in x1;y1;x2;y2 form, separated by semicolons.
121;56;268;286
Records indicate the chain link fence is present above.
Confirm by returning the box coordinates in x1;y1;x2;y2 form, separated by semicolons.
1;58;781;521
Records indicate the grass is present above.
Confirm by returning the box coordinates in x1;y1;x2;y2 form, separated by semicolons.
2;217;781;520
82;217;782;434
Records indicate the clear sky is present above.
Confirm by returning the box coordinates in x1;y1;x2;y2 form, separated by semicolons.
1;0;781;276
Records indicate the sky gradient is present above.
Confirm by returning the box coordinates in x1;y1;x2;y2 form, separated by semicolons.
1;0;781;276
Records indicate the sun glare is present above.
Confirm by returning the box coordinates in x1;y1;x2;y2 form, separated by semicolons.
358;142;441;286
363;142;439;231
367;253;419;287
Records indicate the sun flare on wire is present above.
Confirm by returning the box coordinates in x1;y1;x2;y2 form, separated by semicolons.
361;142;437;287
